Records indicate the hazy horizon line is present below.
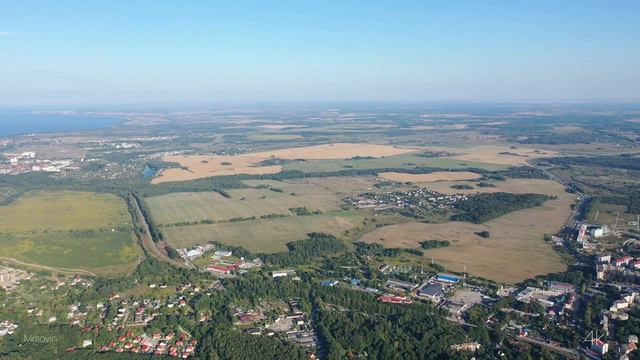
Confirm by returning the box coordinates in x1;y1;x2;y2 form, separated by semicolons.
2;99;640;110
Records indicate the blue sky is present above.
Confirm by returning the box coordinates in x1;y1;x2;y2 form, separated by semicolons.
1;0;639;105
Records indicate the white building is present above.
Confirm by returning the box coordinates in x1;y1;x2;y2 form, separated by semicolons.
214;250;233;258
272;270;295;278
590;226;605;238
186;248;203;259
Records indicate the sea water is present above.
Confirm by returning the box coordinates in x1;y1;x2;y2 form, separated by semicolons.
0;110;120;136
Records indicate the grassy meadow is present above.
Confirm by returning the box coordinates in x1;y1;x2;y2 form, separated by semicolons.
0;191;130;233
161;210;366;253
0;191;139;275
147;180;342;225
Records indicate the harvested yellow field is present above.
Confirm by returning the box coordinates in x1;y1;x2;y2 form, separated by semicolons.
153;143;415;184
153;154;281;183
359;179;574;283
378;171;481;183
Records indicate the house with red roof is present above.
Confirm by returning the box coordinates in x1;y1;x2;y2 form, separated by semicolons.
377;295;412;304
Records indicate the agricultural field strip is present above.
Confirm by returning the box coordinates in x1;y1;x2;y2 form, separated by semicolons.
161;210;367;253
153;143;418;183
147;180;343;225
0;191;139;275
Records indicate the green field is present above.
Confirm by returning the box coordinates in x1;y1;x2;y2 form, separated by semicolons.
282;154;506;173
0;191;139;275
161;210;366;253
0;191;130;233
0;231;138;273
147;180;342;225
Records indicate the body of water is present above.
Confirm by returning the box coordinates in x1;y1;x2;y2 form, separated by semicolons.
0;110;121;137
142;165;158;178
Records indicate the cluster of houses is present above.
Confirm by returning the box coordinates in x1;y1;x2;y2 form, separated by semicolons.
102;292;192;326
0;151;73;175
99;330;196;358
346;188;468;214
15;277;96;327
596;254;640;280
0;320;18;337
601;290;640;323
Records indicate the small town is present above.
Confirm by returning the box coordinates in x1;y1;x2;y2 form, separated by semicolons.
1;4;640;358
0;152;73;175
346;188;468;217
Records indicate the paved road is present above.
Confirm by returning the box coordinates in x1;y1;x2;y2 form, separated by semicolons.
516;336;579;359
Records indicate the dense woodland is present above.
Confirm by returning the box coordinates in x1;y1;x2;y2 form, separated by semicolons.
261;233;347;267
451;192;551;223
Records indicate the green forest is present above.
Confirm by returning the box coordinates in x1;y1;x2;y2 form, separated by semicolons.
451;192;551;223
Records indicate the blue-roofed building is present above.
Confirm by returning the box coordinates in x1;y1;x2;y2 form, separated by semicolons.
436;274;462;284
350;278;361;286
